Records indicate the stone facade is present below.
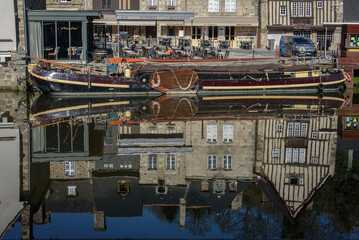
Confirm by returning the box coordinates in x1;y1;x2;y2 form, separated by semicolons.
46;0;93;10
185;120;255;180
50;161;95;179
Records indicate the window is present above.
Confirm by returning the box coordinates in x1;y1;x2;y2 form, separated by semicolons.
291;2;297;16
67;186;77;196
280;6;286;16
166;125;176;134
285;148;292;163
148;0;157;6
286;148;307;164
107;0;111;8
208;0;219;13
120;159;132;169
61;0;72;2
65;161;75;176
299;148;306;163
311;157;319;164
148;126;157;134
298;2;304;16
285;175;304;185
192;26;201;39
207;155;217;169
276;124;283;133
118;180;130;196
317;30;333;43
293;148;299;163
272;149;280;158
104;126;114;146
225;26;235;40
301;123;308;137
306;2;312;16
294;123;301;137
207;124;217;142
294;30;312;38
223;155;232;170
167;0;176;6
223;124;233;142
225;0;236;13
166;154;176;170
312;132;318;139
317;1;323;8
349;34;359;47
102;0;106;8
287;123;294;137
104;156;114;169
148;155;157;170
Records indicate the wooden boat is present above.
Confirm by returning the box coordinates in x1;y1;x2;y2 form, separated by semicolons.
28;57;349;95
132;63;348;94
28;58;161;96
30;92;348;124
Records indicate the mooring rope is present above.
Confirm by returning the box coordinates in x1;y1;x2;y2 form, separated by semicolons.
171;70;196;91
172;97;195;117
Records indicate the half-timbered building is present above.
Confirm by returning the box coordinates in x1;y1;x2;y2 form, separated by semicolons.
255;116;337;218
260;0;343;50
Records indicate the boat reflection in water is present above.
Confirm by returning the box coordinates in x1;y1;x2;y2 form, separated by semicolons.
16;92;345;238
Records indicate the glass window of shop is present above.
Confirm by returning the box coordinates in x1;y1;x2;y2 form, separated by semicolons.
192;26;201;39
225;26;235;40
42;21;83;60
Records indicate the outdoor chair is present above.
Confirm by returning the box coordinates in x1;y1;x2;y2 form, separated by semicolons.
48;47;60;59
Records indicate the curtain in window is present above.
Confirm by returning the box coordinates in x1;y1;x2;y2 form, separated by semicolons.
29;21;44;58
32;127;46;153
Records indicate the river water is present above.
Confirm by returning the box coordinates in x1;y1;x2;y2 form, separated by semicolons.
1;91;359;239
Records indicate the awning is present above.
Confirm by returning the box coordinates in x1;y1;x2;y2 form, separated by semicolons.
93;14;155;26
190;16;258;27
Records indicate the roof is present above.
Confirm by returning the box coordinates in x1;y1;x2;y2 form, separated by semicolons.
27;10;103;21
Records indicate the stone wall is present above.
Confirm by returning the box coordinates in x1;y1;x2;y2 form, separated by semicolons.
46;0;93;10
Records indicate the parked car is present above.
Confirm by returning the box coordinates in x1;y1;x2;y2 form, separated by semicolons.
280;36;317;57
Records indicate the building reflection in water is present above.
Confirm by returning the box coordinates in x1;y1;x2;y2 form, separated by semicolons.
1;92;349;238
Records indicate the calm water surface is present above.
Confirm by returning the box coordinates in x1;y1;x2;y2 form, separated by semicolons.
1;91;359;239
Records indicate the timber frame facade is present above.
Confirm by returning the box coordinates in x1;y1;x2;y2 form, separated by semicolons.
255;116;337;218
260;0;344;50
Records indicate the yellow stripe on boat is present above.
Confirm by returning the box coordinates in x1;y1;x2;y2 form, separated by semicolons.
30;101;130;119
202;79;345;90
202;95;345;102
30;68;130;88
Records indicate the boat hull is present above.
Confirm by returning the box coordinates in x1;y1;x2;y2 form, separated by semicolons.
29;65;161;96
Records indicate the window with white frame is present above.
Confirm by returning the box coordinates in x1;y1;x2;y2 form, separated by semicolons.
294;123;301;137
61;0;72;2
166;154;176;170
272;149;280;158
317;30;333;43
285;174;304;185
207;124;217;142
293;148;299;163
294;30;312;38
276;124;283;133
286;148;292;163
67;186;77;196
280;6;287;16
301;123;308;137
291;2;297;16
104;156;114;169
287;123;294;137
148;0;157;6
285;148;307;164
299;148;306;163
65;161;75;176
311;157;319;164
298;2;304;16
223;155;232;170
148;126;157;134
120;159;132;169
306;2;312;16
166;125;176;134
223;124;233;142
225;0;236;13
312;132;318;139
167;0;176;6
207;155;217;169
317;1;323;8
148;155;157;170
208;0;219;13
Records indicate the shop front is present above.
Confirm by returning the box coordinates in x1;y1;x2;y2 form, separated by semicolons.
27;10;102;62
